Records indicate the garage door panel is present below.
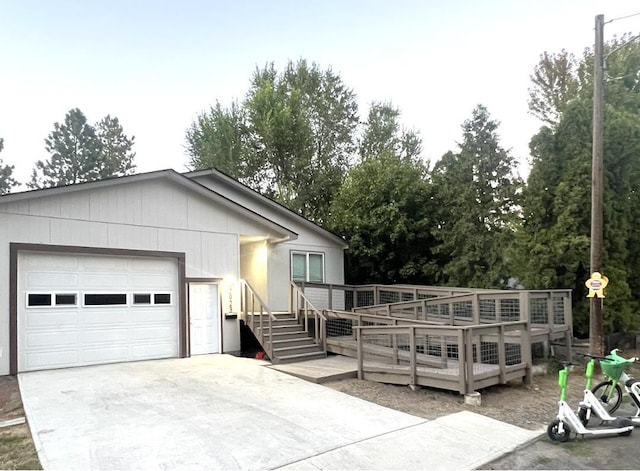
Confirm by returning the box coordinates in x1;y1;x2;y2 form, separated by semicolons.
79;257;128;273
79;273;129;288
81;310;130;324
27;272;79;288
25;312;78;328
81;347;130;363
80;329;130;344
25;351;79;370
25;255;78;271
132;309;176;323
18;252;180;372
133;326;176;341
25;331;78;348
131;343;177;359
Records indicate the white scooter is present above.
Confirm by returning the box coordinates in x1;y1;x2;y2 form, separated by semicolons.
547;361;634;442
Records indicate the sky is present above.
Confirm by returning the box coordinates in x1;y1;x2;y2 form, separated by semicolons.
1;0;639;186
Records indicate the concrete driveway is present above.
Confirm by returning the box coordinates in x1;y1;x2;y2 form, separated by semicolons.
19;355;539;470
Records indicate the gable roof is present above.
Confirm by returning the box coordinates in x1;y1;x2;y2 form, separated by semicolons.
184;168;348;249
0;169;298;242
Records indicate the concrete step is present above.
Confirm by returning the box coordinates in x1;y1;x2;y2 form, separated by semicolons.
272;351;327;365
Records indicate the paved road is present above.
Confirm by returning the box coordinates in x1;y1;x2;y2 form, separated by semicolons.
482;401;640;470
19;355;539;470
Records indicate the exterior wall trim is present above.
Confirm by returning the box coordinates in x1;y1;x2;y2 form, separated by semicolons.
9;243;188;375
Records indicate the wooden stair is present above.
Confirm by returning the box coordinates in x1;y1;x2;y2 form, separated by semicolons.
253;313;326;364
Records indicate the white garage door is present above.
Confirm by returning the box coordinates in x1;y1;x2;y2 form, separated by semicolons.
18;252;180;372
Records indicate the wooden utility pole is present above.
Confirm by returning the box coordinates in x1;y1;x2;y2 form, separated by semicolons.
590;14;605;357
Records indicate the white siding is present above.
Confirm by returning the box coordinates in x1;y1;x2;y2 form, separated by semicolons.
192;175;346;311
0;177;283;375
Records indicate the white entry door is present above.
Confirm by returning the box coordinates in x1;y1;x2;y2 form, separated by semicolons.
189;283;220;355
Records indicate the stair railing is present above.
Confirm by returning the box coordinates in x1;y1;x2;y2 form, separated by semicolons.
290;281;327;353
240;279;276;359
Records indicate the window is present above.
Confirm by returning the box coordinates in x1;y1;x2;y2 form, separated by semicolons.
154;293;171;304
28;294;52;307
84;293;127;306
55;294;77;306
133;293;152;305
291;252;324;283
133;293;171;306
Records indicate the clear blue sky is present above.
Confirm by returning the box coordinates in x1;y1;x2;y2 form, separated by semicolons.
1;0;638;185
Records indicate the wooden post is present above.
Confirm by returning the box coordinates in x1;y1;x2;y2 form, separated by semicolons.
357;327;363;380
457;329;467;394
590;13;605;357
465;327;475;394
522;321;533;387
498;325;506;383
409;326;417;387
472;294;480;324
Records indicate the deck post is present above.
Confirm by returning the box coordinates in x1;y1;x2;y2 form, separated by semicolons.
472;294;480;324
457;329;467;394
392;320;399;364
409;326;417;387
498;325;506;383
522;321;533;387
357;327;363;380
465;327;475;394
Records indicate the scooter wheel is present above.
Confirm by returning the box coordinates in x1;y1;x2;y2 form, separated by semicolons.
578;407;589;426
547;419;571;442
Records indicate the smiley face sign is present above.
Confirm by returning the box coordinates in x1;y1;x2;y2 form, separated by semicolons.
586;272;608;298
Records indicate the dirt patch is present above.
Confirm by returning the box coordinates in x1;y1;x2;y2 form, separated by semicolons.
324;365;579;431
0;376;41;470
324;354;640;470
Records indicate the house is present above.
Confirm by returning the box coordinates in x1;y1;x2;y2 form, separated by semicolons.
0;169;347;376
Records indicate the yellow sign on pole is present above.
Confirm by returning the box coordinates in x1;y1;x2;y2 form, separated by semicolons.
586;272;608;298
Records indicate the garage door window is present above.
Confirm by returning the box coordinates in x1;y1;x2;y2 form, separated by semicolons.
27;293;78;307
84;293;127;306
133;293;172;305
27;293;52;307
55;294;77;306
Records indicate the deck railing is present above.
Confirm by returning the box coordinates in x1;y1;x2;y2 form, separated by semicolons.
240;280;276;359
289;281;327;351
295;282;572;335
354;321;531;394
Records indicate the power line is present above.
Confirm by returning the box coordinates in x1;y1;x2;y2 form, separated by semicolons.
606;11;640;24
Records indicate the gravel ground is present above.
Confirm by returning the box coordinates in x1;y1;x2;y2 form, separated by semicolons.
324;355;640;470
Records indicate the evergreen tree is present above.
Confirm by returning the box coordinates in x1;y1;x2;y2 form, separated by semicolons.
0;138;19;195
431;105;522;288
30;109;136;189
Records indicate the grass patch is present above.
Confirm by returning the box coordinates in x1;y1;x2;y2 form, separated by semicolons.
0;426;42;470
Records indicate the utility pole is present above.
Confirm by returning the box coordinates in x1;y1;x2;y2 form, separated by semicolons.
590;14;605;357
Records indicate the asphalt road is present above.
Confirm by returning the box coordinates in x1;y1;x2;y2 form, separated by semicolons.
482;400;640;470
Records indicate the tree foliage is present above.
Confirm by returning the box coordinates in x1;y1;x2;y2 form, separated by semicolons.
0;138;19;195
328;155;435;284
187;60;359;223
30;108;136;189
519;34;640;335
431;105;522;288
359;102;422;162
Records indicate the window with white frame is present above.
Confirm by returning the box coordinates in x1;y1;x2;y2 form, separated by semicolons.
291;252;324;283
